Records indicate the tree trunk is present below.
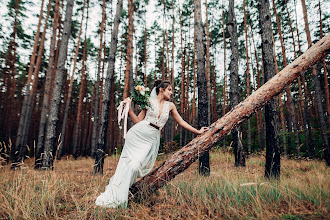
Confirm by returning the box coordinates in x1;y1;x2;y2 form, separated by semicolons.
318;1;330;126
250;23;264;151
285;0;309;157
122;0;134;100
259;0;280;178
301;0;329;165
41;0;75;169
192;32;197;129
72;37;88;159
227;0;245;167
12;0;53;169
56;0;87;160
205;0;211;125
91;0;106;158
272;0;300;157
35;0;60;168
194;0;210;175
93;0;123;174
130;33;330;198
243;0;251;155
222;11;227;150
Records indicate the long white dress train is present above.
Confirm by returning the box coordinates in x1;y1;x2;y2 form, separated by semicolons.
95;99;170;208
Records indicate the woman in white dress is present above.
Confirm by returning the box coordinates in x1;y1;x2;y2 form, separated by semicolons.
95;80;208;208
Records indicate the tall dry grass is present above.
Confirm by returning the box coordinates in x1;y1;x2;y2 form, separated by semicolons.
0;150;329;219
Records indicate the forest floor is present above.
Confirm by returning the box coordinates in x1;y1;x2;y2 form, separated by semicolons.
0;150;329;219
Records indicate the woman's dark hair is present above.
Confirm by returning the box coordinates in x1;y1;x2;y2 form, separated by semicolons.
154;80;171;95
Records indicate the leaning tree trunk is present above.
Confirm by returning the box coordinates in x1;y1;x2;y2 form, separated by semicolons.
227;0;245;167
41;0;75;169
194;0;210;176
130;33;330;199
93;0;123;175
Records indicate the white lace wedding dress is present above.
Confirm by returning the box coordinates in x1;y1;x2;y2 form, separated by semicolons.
95;99;170;208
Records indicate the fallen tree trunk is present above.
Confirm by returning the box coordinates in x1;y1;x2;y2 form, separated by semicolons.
130;34;330;199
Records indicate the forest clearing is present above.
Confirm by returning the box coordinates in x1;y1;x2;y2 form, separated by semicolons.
1;151;329;219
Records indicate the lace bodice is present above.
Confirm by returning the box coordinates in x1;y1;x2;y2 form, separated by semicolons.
144;99;170;129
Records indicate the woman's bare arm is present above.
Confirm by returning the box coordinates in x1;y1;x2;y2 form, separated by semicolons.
170;102;208;135
126;98;146;124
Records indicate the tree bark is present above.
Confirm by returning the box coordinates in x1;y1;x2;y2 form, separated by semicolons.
205;0;211;125
194;0;210;175
41;0;75;169
285;0;309;157
259;0;280;178
12;0;53;169
56;0;86;160
227;0;245;167
250;23;264;151
318;1;330;126
222;11;227;150
93;0;123;174
130;33;330;199
243;0;251;155
35;0;60;168
91;0;106;158
122;0;134;100
272;0;300;157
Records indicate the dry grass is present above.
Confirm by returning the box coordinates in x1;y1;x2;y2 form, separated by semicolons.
0;150;329;219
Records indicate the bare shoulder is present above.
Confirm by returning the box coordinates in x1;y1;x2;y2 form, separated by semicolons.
168;102;176;111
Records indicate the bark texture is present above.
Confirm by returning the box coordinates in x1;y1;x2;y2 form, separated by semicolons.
93;0;123;174
41;0;75;169
259;0;281;178
227;0;245;167
194;0;210;176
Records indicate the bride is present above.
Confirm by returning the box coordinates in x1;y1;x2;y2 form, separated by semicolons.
95;80;208;208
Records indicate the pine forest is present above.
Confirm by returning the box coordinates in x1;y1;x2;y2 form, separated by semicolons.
0;0;329;218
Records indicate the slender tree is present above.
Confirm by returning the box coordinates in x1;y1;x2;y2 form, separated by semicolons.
12;0;53;169
91;0;106;158
272;0;300;157
250;23;265;151
41;0;75;169
194;0;210;175
205;0;211;125
243;0;251;155
300;0;329;165
227;0;245;167
72;7;89;159
93;0;123;174
56;0;87;160
318;1;330;126
258;0;280;178
222;10;227;150
122;0;134;100
35;0;60;168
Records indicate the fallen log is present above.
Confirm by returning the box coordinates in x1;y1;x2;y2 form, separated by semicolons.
130;34;330;199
